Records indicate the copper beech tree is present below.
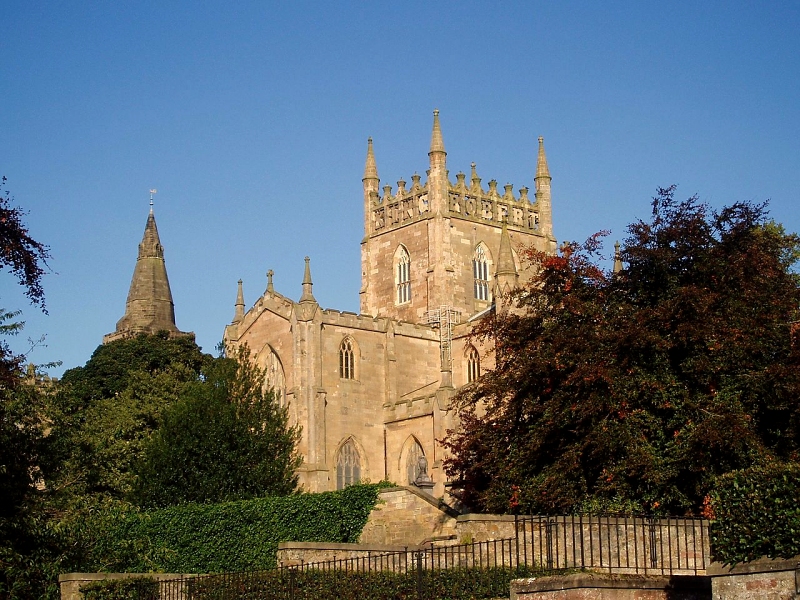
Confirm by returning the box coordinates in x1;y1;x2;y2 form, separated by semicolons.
443;187;800;516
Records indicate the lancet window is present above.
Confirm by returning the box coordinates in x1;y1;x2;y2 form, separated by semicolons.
406;438;425;485
473;244;490;301
265;349;286;406
467;345;480;383
339;337;355;380
395;245;411;304
336;439;361;490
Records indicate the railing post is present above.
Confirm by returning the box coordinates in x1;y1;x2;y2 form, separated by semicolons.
415;550;424;600
546;519;555;570
647;517;658;570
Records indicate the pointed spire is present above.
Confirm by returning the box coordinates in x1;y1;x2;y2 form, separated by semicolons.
363;137;378;181
536;136;551;180
613;241;623;274
429;109;446;155
299;256;316;303
495;222;518;277
534;136;554;240
104;200;188;343
233;279;245;322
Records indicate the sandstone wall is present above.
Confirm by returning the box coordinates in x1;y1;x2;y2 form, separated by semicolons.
59;573;190;600
708;556;800;600
510;573;710;600
358;486;458;546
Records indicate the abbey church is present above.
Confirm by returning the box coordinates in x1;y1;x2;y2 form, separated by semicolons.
108;111;556;499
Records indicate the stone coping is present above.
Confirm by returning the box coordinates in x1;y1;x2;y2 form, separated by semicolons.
706;555;800;576
278;541;411;552
458;513;708;524
457;513;517;523
511;572;710;593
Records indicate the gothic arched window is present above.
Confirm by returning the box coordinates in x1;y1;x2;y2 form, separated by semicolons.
406;438;425;485
473;244;490;301
336;439;361;490
339;337;355;380
467;345;480;383
395;245;411;305
265;349;286;406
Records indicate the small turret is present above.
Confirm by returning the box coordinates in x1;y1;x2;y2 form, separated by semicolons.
233;279;245;322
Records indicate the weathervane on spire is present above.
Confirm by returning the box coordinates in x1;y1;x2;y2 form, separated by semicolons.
149;189;157;212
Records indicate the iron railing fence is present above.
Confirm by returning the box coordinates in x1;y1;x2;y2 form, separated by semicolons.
153;538;524;600
145;514;709;599
514;514;709;576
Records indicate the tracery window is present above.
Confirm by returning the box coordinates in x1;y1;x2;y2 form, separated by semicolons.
339;337;355;380
336;439;361;490
406;438;425;485
395;245;411;304
467;345;480;383
473;244;490;301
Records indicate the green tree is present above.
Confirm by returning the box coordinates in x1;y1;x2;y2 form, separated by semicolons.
48;333;211;504
0;178;60;599
133;346;301;507
443;187;800;516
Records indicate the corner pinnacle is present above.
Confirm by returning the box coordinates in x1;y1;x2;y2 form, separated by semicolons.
363;137;378;181
300;256;316;303
536;136;551;180
429;109;446;155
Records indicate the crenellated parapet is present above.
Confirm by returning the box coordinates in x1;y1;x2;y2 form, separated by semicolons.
369;165;543;235
370;173;430;233
370;165;546;242
447;162;542;233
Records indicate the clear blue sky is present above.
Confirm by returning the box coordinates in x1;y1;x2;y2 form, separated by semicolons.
3;1;799;376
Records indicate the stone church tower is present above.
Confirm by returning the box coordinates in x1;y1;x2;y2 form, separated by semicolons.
104;202;192;344
224;111;556;497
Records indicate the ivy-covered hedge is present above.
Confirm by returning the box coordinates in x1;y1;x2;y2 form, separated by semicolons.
71;483;387;574
710;462;800;565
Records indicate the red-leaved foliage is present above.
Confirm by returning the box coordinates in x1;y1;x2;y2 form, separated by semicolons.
443;187;800;516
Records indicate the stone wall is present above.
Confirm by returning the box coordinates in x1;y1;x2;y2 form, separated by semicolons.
510;573;710;600
708;556;800;600
457;513;518;543
277;542;410;567
358;486;458;546
59;573;191;600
